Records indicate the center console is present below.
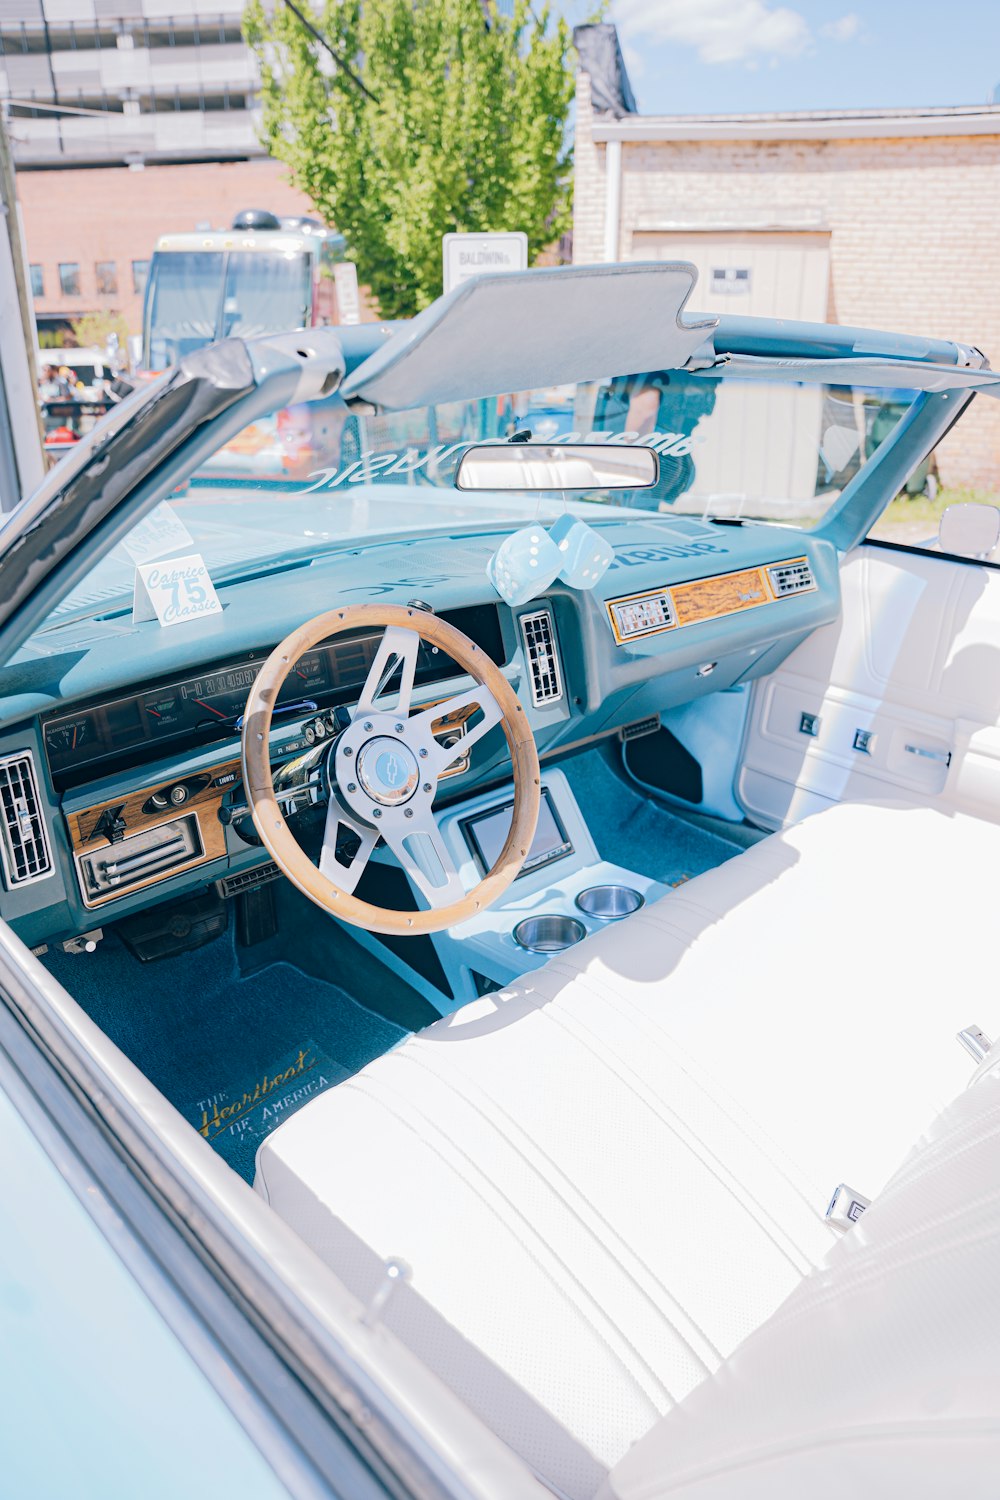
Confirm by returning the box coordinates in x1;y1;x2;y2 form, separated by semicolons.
354;768;665;1012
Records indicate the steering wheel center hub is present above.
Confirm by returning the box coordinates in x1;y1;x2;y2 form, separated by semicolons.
355;735;419;806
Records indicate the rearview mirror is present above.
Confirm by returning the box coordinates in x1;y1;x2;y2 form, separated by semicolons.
938;502;1000;559
455;443;659;492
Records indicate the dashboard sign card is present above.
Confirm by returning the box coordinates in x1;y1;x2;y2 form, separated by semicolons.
133;552;223;629
120;502;194;565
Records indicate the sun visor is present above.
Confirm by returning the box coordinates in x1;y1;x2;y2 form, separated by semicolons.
341;263;718;411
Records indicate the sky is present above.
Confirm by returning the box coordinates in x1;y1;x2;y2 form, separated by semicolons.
564;0;1000;117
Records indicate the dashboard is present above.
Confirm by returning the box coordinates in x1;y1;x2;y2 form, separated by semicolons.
42;605;504;791
0;514;841;948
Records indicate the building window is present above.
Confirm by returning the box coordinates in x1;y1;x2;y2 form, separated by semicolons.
29;264;44;298
59;262;81;296
710;266;751;295
95;260;118;295
132;259;150;295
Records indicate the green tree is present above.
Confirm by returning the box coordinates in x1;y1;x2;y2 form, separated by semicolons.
70;311;130;351
244;0;575;318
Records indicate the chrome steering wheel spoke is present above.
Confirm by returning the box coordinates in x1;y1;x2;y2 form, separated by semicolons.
319;791;379;895
410;683;504;777
355;625;420;719
378;803;466;909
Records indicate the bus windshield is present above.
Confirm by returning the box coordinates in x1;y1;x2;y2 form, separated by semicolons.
220;251;312;340
143;248;313;369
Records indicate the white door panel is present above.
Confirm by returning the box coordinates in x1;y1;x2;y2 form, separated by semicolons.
629;230;830;322
738;545;1000;827
629;232;829;516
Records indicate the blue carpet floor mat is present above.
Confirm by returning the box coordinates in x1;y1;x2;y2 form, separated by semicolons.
560;748;742;888
42;928;406;1182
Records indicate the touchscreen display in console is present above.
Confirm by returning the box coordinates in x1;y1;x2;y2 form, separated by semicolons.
463;789;573;878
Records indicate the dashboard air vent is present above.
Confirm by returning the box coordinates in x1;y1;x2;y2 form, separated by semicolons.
768;560;816;597
0;751;53;889
520;609;563;707
217;863;282;897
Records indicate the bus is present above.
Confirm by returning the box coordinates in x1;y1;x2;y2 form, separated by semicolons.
141;210;360;372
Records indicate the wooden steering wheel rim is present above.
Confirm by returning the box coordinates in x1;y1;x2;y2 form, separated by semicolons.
241;603;541;936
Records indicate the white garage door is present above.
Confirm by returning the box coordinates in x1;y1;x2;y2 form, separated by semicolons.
628;230;831;511
628;230;831;322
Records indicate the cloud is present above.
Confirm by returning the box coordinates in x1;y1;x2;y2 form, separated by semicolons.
820;12;861;42
613;0;812;67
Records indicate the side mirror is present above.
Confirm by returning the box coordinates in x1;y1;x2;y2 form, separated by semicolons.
938;502;1000;560
455;442;659;492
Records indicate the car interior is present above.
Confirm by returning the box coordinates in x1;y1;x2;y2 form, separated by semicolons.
3;269;1000;1496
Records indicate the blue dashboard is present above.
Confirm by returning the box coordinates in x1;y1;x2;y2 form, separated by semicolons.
0;511;839;949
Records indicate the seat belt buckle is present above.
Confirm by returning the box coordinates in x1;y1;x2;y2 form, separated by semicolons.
957;1025;993;1064
826;1183;871;1229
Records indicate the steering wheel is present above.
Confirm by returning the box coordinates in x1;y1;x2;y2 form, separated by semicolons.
241;604;541;936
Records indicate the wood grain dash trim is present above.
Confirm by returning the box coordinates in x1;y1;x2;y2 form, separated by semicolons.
67;756;240;908
670;567;770;627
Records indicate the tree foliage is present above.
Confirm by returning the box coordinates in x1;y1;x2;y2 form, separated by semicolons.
70;311;131;351
244;0;575;318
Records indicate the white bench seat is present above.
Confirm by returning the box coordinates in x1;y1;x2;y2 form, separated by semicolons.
255;800;999;1499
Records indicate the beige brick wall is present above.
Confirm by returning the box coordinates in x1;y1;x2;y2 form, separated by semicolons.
572;71;608;266
574;87;1000;493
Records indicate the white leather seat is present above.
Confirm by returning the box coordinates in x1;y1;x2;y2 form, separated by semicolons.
255;801;1000;1499
603;1065;1000;1500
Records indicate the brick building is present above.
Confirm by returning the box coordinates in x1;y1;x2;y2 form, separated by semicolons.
2;1;321;339
3;0;515;342
16;158;317;337
573;67;1000;492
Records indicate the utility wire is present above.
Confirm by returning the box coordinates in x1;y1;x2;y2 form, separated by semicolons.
280;0;379;104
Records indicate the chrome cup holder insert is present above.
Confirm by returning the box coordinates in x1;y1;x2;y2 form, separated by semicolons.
575;884;644;920
513;914;586;954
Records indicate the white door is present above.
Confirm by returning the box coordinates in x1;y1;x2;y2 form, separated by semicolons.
628;230;831;322
738;542;1000;828
628;231;831;514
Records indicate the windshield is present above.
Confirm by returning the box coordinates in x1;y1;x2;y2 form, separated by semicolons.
33;370;918;635
220;251;312;340
144;249;313;368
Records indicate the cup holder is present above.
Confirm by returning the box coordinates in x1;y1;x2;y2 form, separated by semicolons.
575;884;644;920
513;914;586;954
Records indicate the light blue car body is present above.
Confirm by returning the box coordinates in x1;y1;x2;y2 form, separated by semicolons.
0;1071;290;1498
1;266;996;1494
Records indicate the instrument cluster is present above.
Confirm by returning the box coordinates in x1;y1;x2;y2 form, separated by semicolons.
42;605;506;791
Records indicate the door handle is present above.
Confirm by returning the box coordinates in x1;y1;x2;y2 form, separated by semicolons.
904;743;952;766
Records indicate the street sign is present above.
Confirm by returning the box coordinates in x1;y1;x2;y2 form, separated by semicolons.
332;261;361;325
442;231;528;295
